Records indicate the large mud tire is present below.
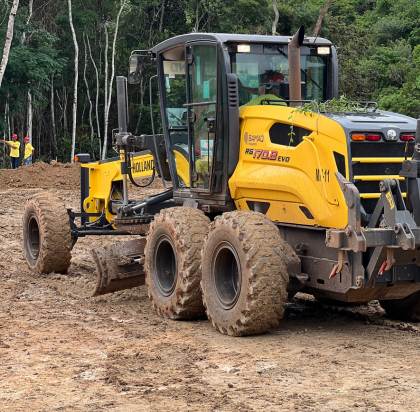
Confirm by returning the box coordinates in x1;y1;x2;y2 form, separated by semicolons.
23;192;72;274
144;207;210;320
380;292;420;322
201;211;294;336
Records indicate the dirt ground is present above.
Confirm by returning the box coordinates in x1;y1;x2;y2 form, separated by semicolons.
0;164;419;411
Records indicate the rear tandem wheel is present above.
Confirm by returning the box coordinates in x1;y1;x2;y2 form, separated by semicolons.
200;211;296;336
380;292;420;322
144;207;210;320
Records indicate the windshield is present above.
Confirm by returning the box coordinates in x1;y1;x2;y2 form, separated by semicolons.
229;44;329;106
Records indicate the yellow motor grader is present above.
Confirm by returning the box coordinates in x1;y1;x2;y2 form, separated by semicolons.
23;28;420;336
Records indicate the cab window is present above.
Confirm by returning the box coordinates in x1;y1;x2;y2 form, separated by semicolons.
269;123;310;147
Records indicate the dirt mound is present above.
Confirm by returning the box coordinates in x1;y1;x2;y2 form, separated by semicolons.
0;161;80;190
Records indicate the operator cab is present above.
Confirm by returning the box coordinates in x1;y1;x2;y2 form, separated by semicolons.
133;33;338;211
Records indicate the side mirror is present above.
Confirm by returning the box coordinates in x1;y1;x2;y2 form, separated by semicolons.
128;54;145;85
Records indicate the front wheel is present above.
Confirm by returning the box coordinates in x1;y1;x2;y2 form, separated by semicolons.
23;192;73;274
201;211;295;336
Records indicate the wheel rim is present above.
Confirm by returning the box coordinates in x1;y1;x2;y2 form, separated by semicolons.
212;241;241;309
154;235;177;296
26;215;40;261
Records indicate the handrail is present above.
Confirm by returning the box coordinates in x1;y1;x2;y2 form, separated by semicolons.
183;100;216;107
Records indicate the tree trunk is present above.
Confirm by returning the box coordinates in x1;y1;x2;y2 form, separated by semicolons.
0;0;20;88
59;87;69;136
272;0;279;36
27;91;33;142
83;33;95;155
50;76;57;158
2;101;8;168
6;96;11;139
37;112;41;159
134;77;145;135
159;0;166;32
194;1;199;32
86;34;101;158
102;0;126;160
102;22;109;159
22;0;34;143
313;0;332;37
68;0;79;162
21;0;33;45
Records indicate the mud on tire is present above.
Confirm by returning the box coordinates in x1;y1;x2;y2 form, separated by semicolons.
201;211;296;336
144;207;210;320
23;192;72;274
380;292;420;322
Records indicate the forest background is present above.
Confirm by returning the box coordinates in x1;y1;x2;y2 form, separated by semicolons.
0;0;419;165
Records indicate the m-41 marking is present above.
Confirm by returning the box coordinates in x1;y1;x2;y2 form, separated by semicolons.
316;168;330;182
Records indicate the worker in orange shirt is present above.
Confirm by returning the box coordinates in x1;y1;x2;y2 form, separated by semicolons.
23;136;34;166
0;133;21;169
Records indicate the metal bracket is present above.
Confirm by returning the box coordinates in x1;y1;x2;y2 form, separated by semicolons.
394;223;415;250
378;248;396;276
183;199;199;208
329;250;346;279
326;173;366;252
380;179;417;250
336;172;362;231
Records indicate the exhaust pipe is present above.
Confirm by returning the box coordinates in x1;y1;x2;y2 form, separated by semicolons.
116;76;129;133
288;26;305;107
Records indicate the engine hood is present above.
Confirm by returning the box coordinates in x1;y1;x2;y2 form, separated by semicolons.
326;111;417;137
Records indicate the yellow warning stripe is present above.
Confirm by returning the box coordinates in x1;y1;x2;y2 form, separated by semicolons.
353;175;404;181
352;157;405;164
360;192;407;199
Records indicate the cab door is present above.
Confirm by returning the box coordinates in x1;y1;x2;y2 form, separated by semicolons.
186;43;218;190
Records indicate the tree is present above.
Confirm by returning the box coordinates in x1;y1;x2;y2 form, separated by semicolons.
313;0;332;37
0;0;20;88
22;0;34;143
102;0;127;159
86;34;101;156
272;0;280;35
68;0;79;162
82;33;94;152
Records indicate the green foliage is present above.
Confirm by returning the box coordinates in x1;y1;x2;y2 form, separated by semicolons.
377;44;420;117
0;0;419;164
0;10;66;114
292;96;375;116
328;0;420;117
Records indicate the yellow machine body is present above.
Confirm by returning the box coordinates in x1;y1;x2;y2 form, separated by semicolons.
81;151;154;224
78;106;409;233
173;148;190;187
229;105;350;229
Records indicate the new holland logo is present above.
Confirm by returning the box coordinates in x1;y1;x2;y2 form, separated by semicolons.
132;159;154;173
385;129;398;141
244;132;264;145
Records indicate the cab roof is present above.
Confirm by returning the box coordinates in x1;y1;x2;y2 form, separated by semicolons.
151;32;332;55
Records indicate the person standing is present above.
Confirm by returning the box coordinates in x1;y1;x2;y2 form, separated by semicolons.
23;136;34;166
0;133;20;169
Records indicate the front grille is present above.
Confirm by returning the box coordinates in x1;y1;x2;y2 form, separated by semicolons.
350;141;414;214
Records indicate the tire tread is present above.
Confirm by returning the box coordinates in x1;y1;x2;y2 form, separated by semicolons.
145;207;210;320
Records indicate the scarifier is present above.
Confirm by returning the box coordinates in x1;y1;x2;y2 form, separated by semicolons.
23;27;420;336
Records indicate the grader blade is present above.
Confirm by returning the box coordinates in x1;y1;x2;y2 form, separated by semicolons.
91;238;146;296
